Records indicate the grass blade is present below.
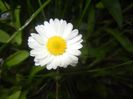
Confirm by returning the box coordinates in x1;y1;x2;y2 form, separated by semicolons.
0;0;51;53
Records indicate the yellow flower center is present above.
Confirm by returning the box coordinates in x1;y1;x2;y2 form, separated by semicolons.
47;36;66;55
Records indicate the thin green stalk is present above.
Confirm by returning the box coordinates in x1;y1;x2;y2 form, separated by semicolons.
56;80;59;99
77;0;91;27
23;60;133;79
27;0;34;15
0;0;51;53
56;69;60;99
38;0;45;17
123;3;133;13
61;0;68;18
61;60;133;76
23;60;133;78
54;0;61;17
88;60;133;72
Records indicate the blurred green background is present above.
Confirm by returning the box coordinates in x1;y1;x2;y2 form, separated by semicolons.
0;0;133;99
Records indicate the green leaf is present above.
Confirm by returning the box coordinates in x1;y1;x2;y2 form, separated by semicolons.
14;7;21;27
101;0;123;27
12;32;22;45
19;91;27;99
12;7;22;45
4;50;29;68
29;66;44;79
106;29;133;52
0;0;9;11
0;29;10;43
8;90;21;99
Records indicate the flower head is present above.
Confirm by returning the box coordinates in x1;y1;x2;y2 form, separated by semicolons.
28;19;83;70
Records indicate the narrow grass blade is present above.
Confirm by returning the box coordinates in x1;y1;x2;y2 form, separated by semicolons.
0;0;51;53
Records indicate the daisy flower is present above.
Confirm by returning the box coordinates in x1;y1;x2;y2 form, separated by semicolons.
28;19;83;70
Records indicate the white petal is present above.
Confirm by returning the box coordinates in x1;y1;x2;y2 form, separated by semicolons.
49;19;67;36
46;58;59;70
63;23;73;39
59;20;67;36
49;19;56;30
71;61;78;66
35;62;40;66
59;53;71;67
44;21;56;36
35;25;48;37
49;18;54;24
30;49;42;56
67;34;82;45
46;64;53;70
53;56;60;66
54;19;60;35
34;58;40;66
49;19;59;35
35;25;54;38
68;29;79;40
34;51;48;60
28;37;43;49
70;44;83;49
39;55;54;66
60;53;78;67
62;53;78;66
47;63;58;70
66;49;81;56
69;55;78;62
30;33;46;45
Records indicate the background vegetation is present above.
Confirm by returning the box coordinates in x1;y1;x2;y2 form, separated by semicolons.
0;0;133;99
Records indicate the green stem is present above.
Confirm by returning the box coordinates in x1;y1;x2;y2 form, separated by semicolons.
77;0;91;27
38;0;45;17
56;79;59;99
56;69;60;99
